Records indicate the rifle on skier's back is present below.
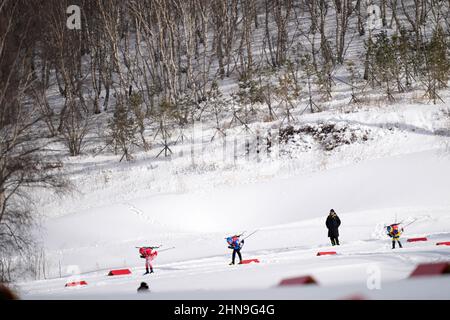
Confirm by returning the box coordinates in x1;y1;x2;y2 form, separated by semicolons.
135;245;162;249
136;245;163;258
384;217;419;229
224;231;245;240
225;230;259;249
224;229;259;240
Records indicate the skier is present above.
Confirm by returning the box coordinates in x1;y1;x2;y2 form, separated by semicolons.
139;247;158;275
326;209;341;246
226;235;244;265
386;224;403;249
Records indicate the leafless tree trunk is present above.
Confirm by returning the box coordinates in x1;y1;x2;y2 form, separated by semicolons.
0;0;66;281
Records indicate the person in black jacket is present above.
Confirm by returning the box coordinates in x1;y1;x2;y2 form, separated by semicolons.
326;209;341;246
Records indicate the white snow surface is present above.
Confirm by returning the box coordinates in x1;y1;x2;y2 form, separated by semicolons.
17;102;450;300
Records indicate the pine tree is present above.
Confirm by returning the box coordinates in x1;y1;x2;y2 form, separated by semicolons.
300;54;321;114
257;68;278;122
107;102;138;161
230;77;263;132
396;28;414;91
208;81;229;141
346;61;361;105
317;60;334;101
373;32;396;102
422;26;449;104
275;71;300;124
129;92;150;151
154;100;175;158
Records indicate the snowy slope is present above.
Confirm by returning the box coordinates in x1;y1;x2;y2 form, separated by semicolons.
4;0;450;300
14;86;450;299
19;207;450;299
18;147;450;299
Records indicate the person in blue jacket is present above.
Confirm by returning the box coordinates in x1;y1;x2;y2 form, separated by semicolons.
226;235;244;265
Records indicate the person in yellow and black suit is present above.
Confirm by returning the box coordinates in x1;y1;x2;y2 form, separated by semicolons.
387;224;403;249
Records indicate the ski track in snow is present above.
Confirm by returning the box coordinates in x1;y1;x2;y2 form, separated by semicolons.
18;216;450;299
15;95;450;299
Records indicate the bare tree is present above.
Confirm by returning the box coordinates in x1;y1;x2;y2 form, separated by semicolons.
264;0;294;67
333;0;355;64
0;0;66;282
60;101;90;156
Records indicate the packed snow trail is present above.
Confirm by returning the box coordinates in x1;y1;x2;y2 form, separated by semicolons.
19;207;450;299
18;122;450;299
34;150;450;271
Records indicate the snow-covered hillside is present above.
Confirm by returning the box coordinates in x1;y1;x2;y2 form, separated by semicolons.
2;0;450;302
16;100;450;299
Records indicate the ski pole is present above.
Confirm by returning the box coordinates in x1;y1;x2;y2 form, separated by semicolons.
157;246;175;253
242;229;259;241
403;219;419;228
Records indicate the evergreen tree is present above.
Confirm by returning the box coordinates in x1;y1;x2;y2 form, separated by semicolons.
207;81;229;141
373;32;396;101
107;101;138;161
346;60;361;105
129;92;150;151
300;54;321;114
275;71;300;124
396;28;415;91
422;26;449;104
230;77;264;132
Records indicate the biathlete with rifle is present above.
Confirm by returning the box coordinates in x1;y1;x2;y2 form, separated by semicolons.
225;230;258;265
226;234;245;265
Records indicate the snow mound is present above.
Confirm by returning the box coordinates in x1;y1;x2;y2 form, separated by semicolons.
279;122;372;155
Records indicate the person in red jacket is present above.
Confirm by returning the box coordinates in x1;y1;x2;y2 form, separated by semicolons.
139;247;158;275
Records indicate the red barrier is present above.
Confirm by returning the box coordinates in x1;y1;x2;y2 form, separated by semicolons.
65;281;88;287
317;251;337;256
436;242;450;246
108;269;132;276
279;275;317;286
409;262;450;277
239;259;260;264
407;237;428;242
